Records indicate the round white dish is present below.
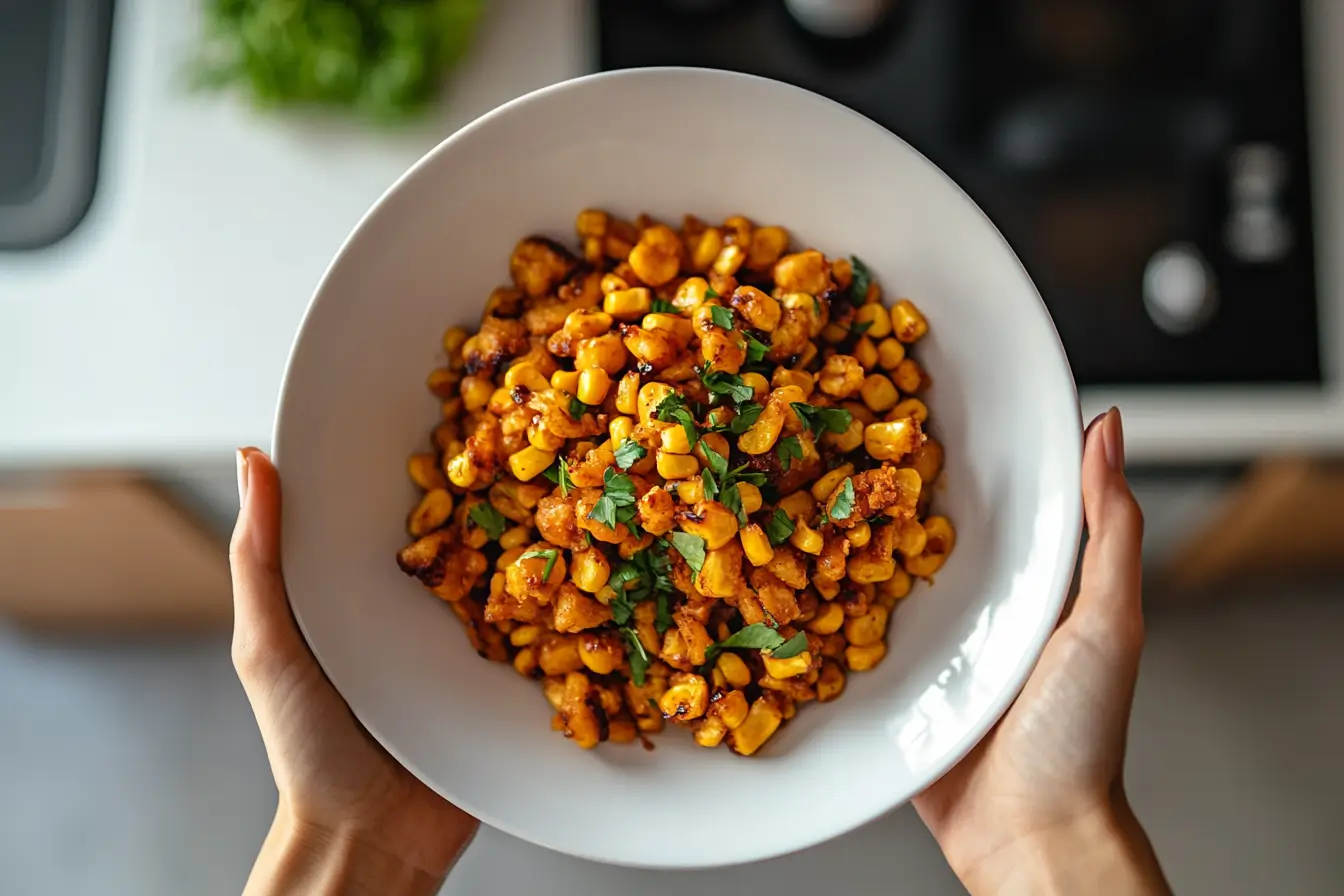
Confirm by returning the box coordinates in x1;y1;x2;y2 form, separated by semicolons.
273;67;1082;869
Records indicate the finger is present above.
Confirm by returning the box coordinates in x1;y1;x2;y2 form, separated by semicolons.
230;448;306;681
1071;409;1145;650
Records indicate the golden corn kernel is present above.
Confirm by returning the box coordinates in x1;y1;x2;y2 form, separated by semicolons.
608;719;638;744
891;299;928;343
659;673;709;720
893;358;927;393
772;368;814;396
570;548;611;593
445;452;479;488
847;553;896;585
854;302;892;339
906;438;944;486
509;624;542;647
499;525;531;551
713;243;747;276
747;225;789;270
727;697;784;756
442;326;470;360
643;312;695;345
679;501;740;551
426;367;461;399
694;717;728;748
790;518;824;555
737;400;785;455
845;641;887;672
852;336;879;372
844;521;872;550
675;478;705;504
575;333;628;375
407;452;447;491
816;660;846;702
876;337;906;370
538;638;583;677
600;272;629;294
487;387;516;417
814;575;841;600
844;605;889;647
864;419;923;461
526;424;564;452
406;489;453;537
509;446;557;482
603;286;653;320
629;225;682;286
906;516;956;578
878;567;913;603
608;415;635;446
811;464;855;502
895;518;927;558
513;647;538;678
657;450;700;480
615;371;640;414
550;369;580;394
741;372;770;401
763;650;811;680
740;524;775;567
577;368;611;405
889;397;928;424
806;602;845;635
736;482;763;514
460;375;493;412
660;425;693;455
503;363;549;393
638;382;676;426
860;373;900;413
578;634;623;675
576;207;607;238
777;490;814;521
716;653;752;690
562;308;613;339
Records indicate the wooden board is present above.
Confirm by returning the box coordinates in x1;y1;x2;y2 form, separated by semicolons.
0;473;232;630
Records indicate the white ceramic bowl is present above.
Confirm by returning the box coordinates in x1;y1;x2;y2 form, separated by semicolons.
273;68;1082;869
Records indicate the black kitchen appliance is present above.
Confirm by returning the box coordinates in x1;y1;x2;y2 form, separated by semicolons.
596;0;1321;387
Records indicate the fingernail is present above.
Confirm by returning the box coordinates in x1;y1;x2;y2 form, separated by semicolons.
1084;412;1106;438
1101;408;1125;472
236;448;250;506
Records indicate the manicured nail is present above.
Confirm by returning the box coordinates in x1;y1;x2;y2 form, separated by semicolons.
1084;412;1106;438
236;448;250;505
1101;408;1124;472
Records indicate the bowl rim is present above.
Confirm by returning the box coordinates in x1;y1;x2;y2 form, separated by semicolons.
272;66;1083;868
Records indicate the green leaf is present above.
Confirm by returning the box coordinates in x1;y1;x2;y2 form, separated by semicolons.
650;298;676;313
654;591;673;634
770;630;810;659
728;402;764;434
655;393;699;447
745;333;771;364
568;396;590;419
791;402;853;439
541;456;573;496
588;468;637;530
519;548;558;581
829;477;856;521
850;255;872;307
467;502;508;540
701;442;729;480
668;531;707;581
709;305;734;330
716;622;785;652
851;320;874;336
721;482;747;526
776;435;804;471
612;438;647;470
701;370;755;405
704;287;720;299
622;627;650;686
701;467;719;501
765;508;796;545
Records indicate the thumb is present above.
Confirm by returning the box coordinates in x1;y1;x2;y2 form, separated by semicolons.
1070;409;1146;656
230;448;308;687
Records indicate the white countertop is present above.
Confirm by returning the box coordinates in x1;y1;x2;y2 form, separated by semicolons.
1;0;1342;468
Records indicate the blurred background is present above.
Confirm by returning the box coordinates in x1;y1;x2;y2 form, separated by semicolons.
1;0;1342;893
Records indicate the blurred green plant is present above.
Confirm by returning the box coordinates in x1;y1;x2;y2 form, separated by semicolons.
193;0;486;121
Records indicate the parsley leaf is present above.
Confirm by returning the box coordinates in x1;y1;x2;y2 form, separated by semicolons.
650;298;676;313
745;333;770;364
765;508;796;545
587;468;638;530
541;456;573;496
655;393;699;447
721;482;747;526
467;502;508;540
771;631;810;659
704;287;720;299
728;402;763;434
608;541;675;630
709;305;734;330
668;531;707;582
568;396;589;419
791;402;853;439
519;548;559;581
654;591;673;633
776;435;804;471
701;369;755;405
613;438;646;470
829;477;856;520
851;320;874;336
849;255;872;306
622;627;650;686
726;462;767;487
701;442;729;480
700;467;719;501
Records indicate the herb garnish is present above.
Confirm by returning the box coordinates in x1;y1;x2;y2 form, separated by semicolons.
587;468;638;531
776;434;804;471
519;548;558;581
765;508;796;545
467;502;508;540
612;438;646;470
791;403;853;439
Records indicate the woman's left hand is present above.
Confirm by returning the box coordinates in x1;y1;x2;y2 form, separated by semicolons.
232;448;478;896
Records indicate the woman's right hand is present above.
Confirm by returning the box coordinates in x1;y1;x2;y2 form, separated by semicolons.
913;409;1171;895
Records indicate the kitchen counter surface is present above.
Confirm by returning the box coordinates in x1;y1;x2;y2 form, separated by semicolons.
1;0;1342;468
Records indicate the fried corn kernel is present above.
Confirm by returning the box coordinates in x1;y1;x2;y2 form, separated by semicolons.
398;209;953;756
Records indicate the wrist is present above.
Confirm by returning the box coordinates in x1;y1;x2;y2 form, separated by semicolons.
246;803;465;896
959;798;1169;896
